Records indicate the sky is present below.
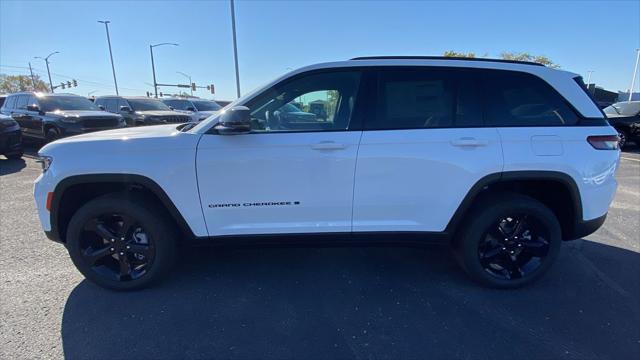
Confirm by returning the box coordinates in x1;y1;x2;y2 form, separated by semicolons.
1;0;639;101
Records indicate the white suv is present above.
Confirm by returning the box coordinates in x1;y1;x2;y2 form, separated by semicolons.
34;57;620;290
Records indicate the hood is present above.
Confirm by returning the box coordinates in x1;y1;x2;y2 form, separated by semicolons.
135;110;187;117
42;124;182;147
48;110;120;118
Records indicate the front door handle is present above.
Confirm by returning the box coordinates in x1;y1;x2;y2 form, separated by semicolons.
450;137;489;147
311;141;347;150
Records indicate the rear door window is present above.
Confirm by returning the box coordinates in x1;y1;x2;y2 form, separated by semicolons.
366;68;483;130
482;71;578;126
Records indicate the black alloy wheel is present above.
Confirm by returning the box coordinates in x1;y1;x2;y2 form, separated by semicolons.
454;192;561;288
66;193;176;290
478;214;550;280
79;213;155;282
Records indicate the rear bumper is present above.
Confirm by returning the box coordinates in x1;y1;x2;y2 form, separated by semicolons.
565;213;607;241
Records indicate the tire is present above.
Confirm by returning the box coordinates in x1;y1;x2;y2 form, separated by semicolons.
66;193;177;290
45;127;60;143
453;192;561;288
617;129;628;149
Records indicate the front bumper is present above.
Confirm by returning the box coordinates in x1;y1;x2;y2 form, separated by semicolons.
0;127;23;155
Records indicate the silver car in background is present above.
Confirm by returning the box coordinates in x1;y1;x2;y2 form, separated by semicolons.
161;98;222;122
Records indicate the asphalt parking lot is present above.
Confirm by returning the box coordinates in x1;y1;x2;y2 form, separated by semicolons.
0;147;639;360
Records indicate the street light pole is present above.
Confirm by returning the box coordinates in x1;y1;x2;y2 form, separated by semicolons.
629;48;640;102
149;43;179;98
34;51;59;93
176;71;192;96
586;70;594;94
230;0;241;98
98;20;119;95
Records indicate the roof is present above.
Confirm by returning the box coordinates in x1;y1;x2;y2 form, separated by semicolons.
350;56;545;67
8;92;81;97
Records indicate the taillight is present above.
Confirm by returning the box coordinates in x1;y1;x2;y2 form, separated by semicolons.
587;135;620;150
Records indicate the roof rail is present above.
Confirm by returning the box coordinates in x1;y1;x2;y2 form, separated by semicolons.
350;56;545;67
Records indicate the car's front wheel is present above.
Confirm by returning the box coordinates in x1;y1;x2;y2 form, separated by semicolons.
454;193;561;288
66;193;177;290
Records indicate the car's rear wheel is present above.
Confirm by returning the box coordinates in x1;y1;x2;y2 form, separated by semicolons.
453;193;561;288
66;193;177;290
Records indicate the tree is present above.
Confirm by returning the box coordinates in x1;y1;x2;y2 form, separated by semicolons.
442;51;560;68
499;52;559;68
0;74;50;93
443;50;476;58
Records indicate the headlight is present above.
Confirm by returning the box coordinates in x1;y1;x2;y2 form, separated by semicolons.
0;119;16;128
37;156;53;172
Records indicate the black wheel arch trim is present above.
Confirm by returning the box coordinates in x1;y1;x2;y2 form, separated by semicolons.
444;170;585;239
48;173;196;243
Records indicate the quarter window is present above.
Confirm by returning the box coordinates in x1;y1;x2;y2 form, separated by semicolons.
246;71;362;132
483;71;578;126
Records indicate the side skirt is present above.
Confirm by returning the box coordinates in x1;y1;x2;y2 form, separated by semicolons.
188;231;451;249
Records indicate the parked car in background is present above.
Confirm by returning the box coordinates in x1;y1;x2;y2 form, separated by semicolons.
95;96;192;126
0;113;22;159
0;92;125;142
604;101;640;148
215;100;232;107
161;97;222;121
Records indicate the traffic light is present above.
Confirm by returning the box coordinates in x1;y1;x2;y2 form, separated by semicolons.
60;82;66;89
67;81;72;88
191;82;196;91
146;91;151;97
159;92;164;97
207;84;215;94
72;79;77;87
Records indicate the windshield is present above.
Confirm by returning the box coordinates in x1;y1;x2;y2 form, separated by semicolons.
39;96;99;112
127;99;171;111
193;101;221;111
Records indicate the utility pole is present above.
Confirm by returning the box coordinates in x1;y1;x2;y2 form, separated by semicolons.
28;62;36;89
98;20;119;95
230;0;241;98
177;71;193;96
629;48;640;102
34;51;59;93
150;43;178;98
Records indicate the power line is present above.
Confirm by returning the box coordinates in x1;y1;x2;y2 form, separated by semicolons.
0;64;146;92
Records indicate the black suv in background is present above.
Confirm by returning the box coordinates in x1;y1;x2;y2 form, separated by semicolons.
95;96;191;126
604;101;640;148
0;93;125;142
0;113;22;159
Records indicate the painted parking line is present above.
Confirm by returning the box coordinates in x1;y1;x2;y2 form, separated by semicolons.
620;157;640;163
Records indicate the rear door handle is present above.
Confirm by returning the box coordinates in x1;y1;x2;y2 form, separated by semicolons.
450;137;489;147
311;141;347;150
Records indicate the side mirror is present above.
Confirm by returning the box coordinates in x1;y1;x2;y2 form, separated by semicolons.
27;104;40;112
98;105;105;111
120;106;132;113
186;107;196;112
168;106;175;110
214;106;251;135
